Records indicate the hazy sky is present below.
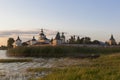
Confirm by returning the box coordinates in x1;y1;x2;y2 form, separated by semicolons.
0;0;120;45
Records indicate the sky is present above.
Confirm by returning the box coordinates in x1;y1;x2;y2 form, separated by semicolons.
0;0;120;45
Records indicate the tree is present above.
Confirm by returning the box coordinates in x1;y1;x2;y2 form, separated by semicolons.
76;36;80;44
92;40;100;45
84;37;91;44
80;37;85;44
69;36;76;44
7;38;15;48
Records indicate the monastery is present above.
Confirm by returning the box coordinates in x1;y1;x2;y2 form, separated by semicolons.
14;29;65;47
13;29;117;48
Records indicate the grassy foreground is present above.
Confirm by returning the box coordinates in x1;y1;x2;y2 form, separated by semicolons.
7;46;120;57
28;53;120;80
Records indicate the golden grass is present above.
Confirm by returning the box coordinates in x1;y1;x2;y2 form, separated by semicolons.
28;53;120;80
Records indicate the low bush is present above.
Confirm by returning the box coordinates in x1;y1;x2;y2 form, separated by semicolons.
0;59;33;63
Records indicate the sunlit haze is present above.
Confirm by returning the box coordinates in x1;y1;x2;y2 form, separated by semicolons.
0;0;120;45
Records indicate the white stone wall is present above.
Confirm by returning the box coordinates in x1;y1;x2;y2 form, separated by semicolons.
14;40;22;47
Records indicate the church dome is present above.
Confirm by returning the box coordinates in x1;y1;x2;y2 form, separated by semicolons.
32;36;36;41
16;36;21;41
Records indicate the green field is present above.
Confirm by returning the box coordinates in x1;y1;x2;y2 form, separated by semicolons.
28;53;120;80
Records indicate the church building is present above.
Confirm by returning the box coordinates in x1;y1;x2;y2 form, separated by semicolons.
52;32;66;45
13;36;22;48
108;34;117;45
13;29;66;47
37;29;50;44
30;36;37;45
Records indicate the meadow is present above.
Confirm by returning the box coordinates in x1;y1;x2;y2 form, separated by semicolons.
28;53;120;80
6;46;120;80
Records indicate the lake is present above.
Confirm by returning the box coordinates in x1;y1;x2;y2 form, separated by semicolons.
0;50;55;80
0;50;19;59
0;50;8;59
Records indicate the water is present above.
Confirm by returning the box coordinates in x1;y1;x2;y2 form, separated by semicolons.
0;50;54;80
0;50;8;59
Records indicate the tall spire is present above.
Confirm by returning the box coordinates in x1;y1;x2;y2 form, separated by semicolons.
39;28;48;40
41;29;43;33
40;29;44;36
110;34;114;40
109;34;117;45
16;36;21;41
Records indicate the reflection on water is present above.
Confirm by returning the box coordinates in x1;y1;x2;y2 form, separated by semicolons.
0;50;54;80
0;50;8;59
0;50;30;59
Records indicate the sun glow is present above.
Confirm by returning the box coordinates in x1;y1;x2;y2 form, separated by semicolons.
0;37;8;46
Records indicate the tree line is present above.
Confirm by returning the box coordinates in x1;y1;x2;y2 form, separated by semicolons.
67;35;100;44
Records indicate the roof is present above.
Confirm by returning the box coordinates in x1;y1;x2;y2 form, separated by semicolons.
34;42;49;45
110;34;115;40
32;36;36;41
16;36;22;41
